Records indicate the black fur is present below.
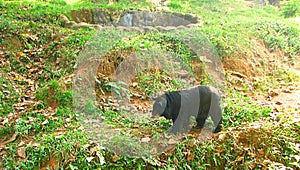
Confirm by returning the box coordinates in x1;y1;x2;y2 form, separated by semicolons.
152;85;222;134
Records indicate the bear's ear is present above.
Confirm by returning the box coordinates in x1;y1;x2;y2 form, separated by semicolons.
158;97;167;108
151;96;157;101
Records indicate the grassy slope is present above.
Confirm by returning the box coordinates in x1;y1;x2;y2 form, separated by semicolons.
0;0;299;169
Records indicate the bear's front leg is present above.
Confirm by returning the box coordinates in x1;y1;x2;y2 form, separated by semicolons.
168;114;190;134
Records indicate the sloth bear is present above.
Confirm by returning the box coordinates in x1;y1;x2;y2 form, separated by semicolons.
152;85;222;134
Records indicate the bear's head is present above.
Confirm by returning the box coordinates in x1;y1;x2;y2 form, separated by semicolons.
151;95;170;118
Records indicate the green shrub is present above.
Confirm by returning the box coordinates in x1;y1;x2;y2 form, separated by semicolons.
281;0;300;18
36;79;72;107
255;21;300;59
167;1;183;9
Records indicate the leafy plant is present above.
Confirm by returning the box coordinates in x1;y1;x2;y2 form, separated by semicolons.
281;0;300;18
255;21;300;60
167;1;183;9
0;74;18;116
36;79;72;107
223;91;272;128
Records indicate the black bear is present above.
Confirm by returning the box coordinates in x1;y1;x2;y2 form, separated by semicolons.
152;85;222;134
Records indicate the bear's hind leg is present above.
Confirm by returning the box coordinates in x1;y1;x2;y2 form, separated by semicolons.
195;105;210;129
209;94;222;133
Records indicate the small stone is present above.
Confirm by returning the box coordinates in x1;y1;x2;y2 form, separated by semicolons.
141;137;151;142
132;82;138;88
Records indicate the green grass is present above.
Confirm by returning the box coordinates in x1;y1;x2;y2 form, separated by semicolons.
254;21;300;61
165;120;300;169
223;91;272;128
281;0;300;18
0;74;18;116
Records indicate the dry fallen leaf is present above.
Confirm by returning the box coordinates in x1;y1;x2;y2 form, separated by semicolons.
236;156;244;162
17;146;26;159
282;89;292;93
65;117;71;123
28;141;40;147
0;150;7;157
164;145;175;157
42;119;49;125
187;152;195;161
174;157;178;166
90;146;98;156
168;138;177;145
86;157;94;162
258;149;264;155
112;155;119;162
263;159;271;165
268;90;279;97
1;118;8;125
40;154;59;170
98;154;105;165
218;133;226;141
82;143;90;149
1;133;18;146
18;141;26;147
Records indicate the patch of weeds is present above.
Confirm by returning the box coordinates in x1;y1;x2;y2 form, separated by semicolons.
147;32;194;66
281;0;300;18
254;21;300;61
137;70;183;97
107;81;131;101
160;119;299;169
250;66;300;93
0;19;15;44
100;154;149;169
143;117;172;133
98;108;171;134
166;0;193;13
114;35;159;51
87;0;153;9
36;79;72;107
2;130;96;169
0;74;19;116
42;29;93;77
66;29;93;48
274;68;300;84
99;109;137;129
83;99;99;115
268;122;300;162
107;135;150;156
55;106;75;118
15;111;65;137
1;1;67;25
100;109;122;124
114;32;193;67
0;124;15;141
49;0;67;6
167;1;183;10
7;53;29;74
223;91;272;128
200;22;253;59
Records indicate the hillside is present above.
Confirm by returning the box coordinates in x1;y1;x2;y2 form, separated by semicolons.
0;0;299;169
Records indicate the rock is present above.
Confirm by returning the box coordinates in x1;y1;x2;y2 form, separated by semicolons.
132;82;138;88
70;8;93;23
142;26;155;32
176;25;186;30
68;8;202;29
93;8;113;25
141;137;151;142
